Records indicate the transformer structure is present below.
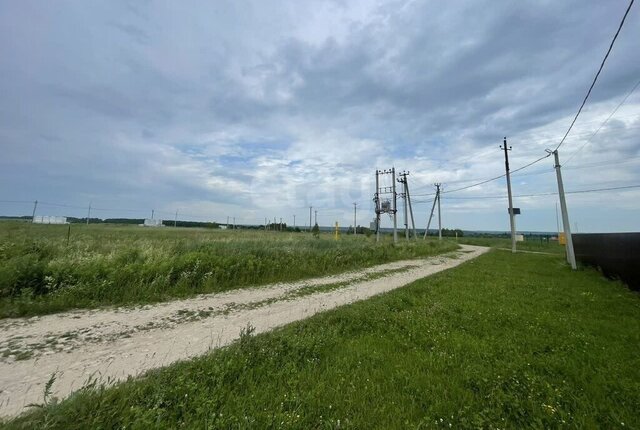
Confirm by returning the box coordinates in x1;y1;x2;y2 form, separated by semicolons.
373;168;398;243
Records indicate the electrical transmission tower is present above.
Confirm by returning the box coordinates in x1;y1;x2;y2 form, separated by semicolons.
374;168;398;243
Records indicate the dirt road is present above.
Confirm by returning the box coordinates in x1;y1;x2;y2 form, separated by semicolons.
0;245;488;417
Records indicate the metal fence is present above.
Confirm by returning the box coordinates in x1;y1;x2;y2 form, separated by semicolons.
572;233;640;291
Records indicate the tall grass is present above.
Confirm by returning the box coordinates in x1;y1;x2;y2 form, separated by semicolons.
0;222;457;317
3;251;638;429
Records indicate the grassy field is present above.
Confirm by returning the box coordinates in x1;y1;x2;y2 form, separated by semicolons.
3;250;639;429
458;236;566;255
0;222;457;318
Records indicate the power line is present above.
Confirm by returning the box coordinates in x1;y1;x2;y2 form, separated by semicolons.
431;184;640;200
564;77;640;164
555;0;635;151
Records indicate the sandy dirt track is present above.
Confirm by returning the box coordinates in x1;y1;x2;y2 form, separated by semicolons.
0;245;488;418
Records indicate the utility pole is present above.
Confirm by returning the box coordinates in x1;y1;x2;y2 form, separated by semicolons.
151;209;154;220
87;202;92;225
398;173;408;240
423;186;439;239
550;149;577;270
406;177;417;239
233;216;235;230
293;214;296;229
353;202;357;235
398;171;417;240
436;183;442;241
309;206;312;232
391;167;397;243
31;200;38;222
314;210;318;226
280;217;282;231
374;168;398;243
501;137;517;253
174;209;178;227
375;170;380;242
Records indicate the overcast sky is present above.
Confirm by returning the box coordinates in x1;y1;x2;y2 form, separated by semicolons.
1;0;639;232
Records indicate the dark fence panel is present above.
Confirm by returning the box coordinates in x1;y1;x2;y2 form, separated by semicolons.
572;233;640;291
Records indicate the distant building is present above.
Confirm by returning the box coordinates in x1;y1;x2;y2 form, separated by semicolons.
32;216;67;224
143;219;163;227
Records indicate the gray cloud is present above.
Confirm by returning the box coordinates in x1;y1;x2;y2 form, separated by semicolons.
1;0;639;231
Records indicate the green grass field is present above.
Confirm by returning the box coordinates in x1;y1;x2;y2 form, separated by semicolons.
458;236;566;255
3;250;638;429
0;222;457;318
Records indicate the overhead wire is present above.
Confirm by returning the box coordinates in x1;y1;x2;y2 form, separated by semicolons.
564;77;640;165
410;183;640;203
554;0;635;151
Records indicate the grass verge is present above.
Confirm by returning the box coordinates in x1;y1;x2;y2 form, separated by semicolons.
3;250;639;428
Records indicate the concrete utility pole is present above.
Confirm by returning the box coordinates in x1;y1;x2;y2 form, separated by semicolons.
374;168;399;243
375;170;380;243
87;202;92;225
406;179;417;239
233;217;235;230
391;167;398;243
31;200;38;222
398;171;417;240
309;206;312;232
402;190;408;239
501;137;517;253
174;209;178;228
151;209;154;220
551;149;577;270
353;202;357;235
293;214;296;229
436;183;442;241
280;217;283;231
423;186;439;239
314;210;318;226
397;172;409;240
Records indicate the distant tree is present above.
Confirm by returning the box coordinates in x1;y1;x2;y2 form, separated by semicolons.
311;223;320;238
441;228;464;237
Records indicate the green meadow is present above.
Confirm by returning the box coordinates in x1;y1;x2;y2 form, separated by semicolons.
3;249;639;429
0;221;456;318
